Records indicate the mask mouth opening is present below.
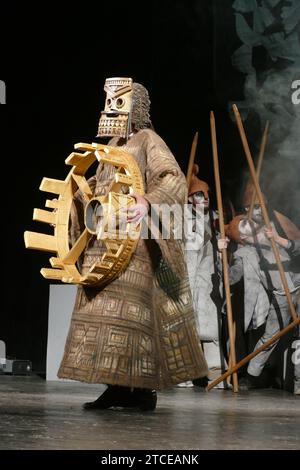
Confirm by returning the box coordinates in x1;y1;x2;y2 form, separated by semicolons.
104;111;129;117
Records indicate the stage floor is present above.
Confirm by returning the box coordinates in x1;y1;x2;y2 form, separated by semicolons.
0;375;299;450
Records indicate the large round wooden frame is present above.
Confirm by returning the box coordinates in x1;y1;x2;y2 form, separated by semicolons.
24;142;144;287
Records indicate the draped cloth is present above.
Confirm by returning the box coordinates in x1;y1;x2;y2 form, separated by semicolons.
58;129;208;389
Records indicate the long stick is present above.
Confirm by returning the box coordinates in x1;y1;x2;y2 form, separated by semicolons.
233;104;298;321
186;131;199;189
207;316;300;391
210;111;238;392
226;321;236;387
248;121;269;219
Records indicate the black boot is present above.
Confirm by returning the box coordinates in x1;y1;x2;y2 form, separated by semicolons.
132;388;157;411
192;376;209;388
238;373;261;391
83;385;134;410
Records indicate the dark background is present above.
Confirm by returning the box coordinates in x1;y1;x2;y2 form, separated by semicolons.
0;1;288;373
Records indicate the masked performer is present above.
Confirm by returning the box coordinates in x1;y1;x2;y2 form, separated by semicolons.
235;182;300;370
242;181;300;241
219;216;300;394
264;227;300;395
184;165;225;387
57;77;208;410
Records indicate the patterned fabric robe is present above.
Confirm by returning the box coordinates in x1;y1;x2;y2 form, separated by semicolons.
58;129;208;389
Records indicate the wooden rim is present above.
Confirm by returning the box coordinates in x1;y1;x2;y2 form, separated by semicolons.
24;142;144;286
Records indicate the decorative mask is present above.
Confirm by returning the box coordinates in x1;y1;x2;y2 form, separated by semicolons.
97;77;134;139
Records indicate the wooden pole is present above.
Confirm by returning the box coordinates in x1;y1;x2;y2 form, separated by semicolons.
248;121;269;219
226;321;236;387
232;104;298;321
186;131;199;189
210;111;239;392
207;316;300;391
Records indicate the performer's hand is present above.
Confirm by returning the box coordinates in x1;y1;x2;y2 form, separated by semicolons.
264;226;289;248
126;193;149;224
264;227;279;243
218;238;229;251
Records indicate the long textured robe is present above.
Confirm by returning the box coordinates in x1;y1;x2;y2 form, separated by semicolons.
58;129;208;389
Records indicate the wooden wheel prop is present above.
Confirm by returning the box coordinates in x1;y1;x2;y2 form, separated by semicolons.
24;142;144;286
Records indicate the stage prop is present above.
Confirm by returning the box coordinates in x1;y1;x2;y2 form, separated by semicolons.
24;143;144;287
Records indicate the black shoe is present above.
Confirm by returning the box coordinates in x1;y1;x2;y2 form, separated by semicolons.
192;376;209;388
238;374;260;391
132;389;157;411
83;385;134;410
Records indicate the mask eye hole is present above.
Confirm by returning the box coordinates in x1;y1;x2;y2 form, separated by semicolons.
116;98;124;108
106;98;112;107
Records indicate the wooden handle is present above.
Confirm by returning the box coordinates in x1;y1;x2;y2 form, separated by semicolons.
248;121;269;219
186;131;199;190
207;316;300;391
210;111;238;393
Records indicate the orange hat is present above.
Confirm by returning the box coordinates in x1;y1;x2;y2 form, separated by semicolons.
188;164;209;199
224;215;246;244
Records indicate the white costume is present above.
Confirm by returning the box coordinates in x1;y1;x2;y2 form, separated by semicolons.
184;166;226;383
